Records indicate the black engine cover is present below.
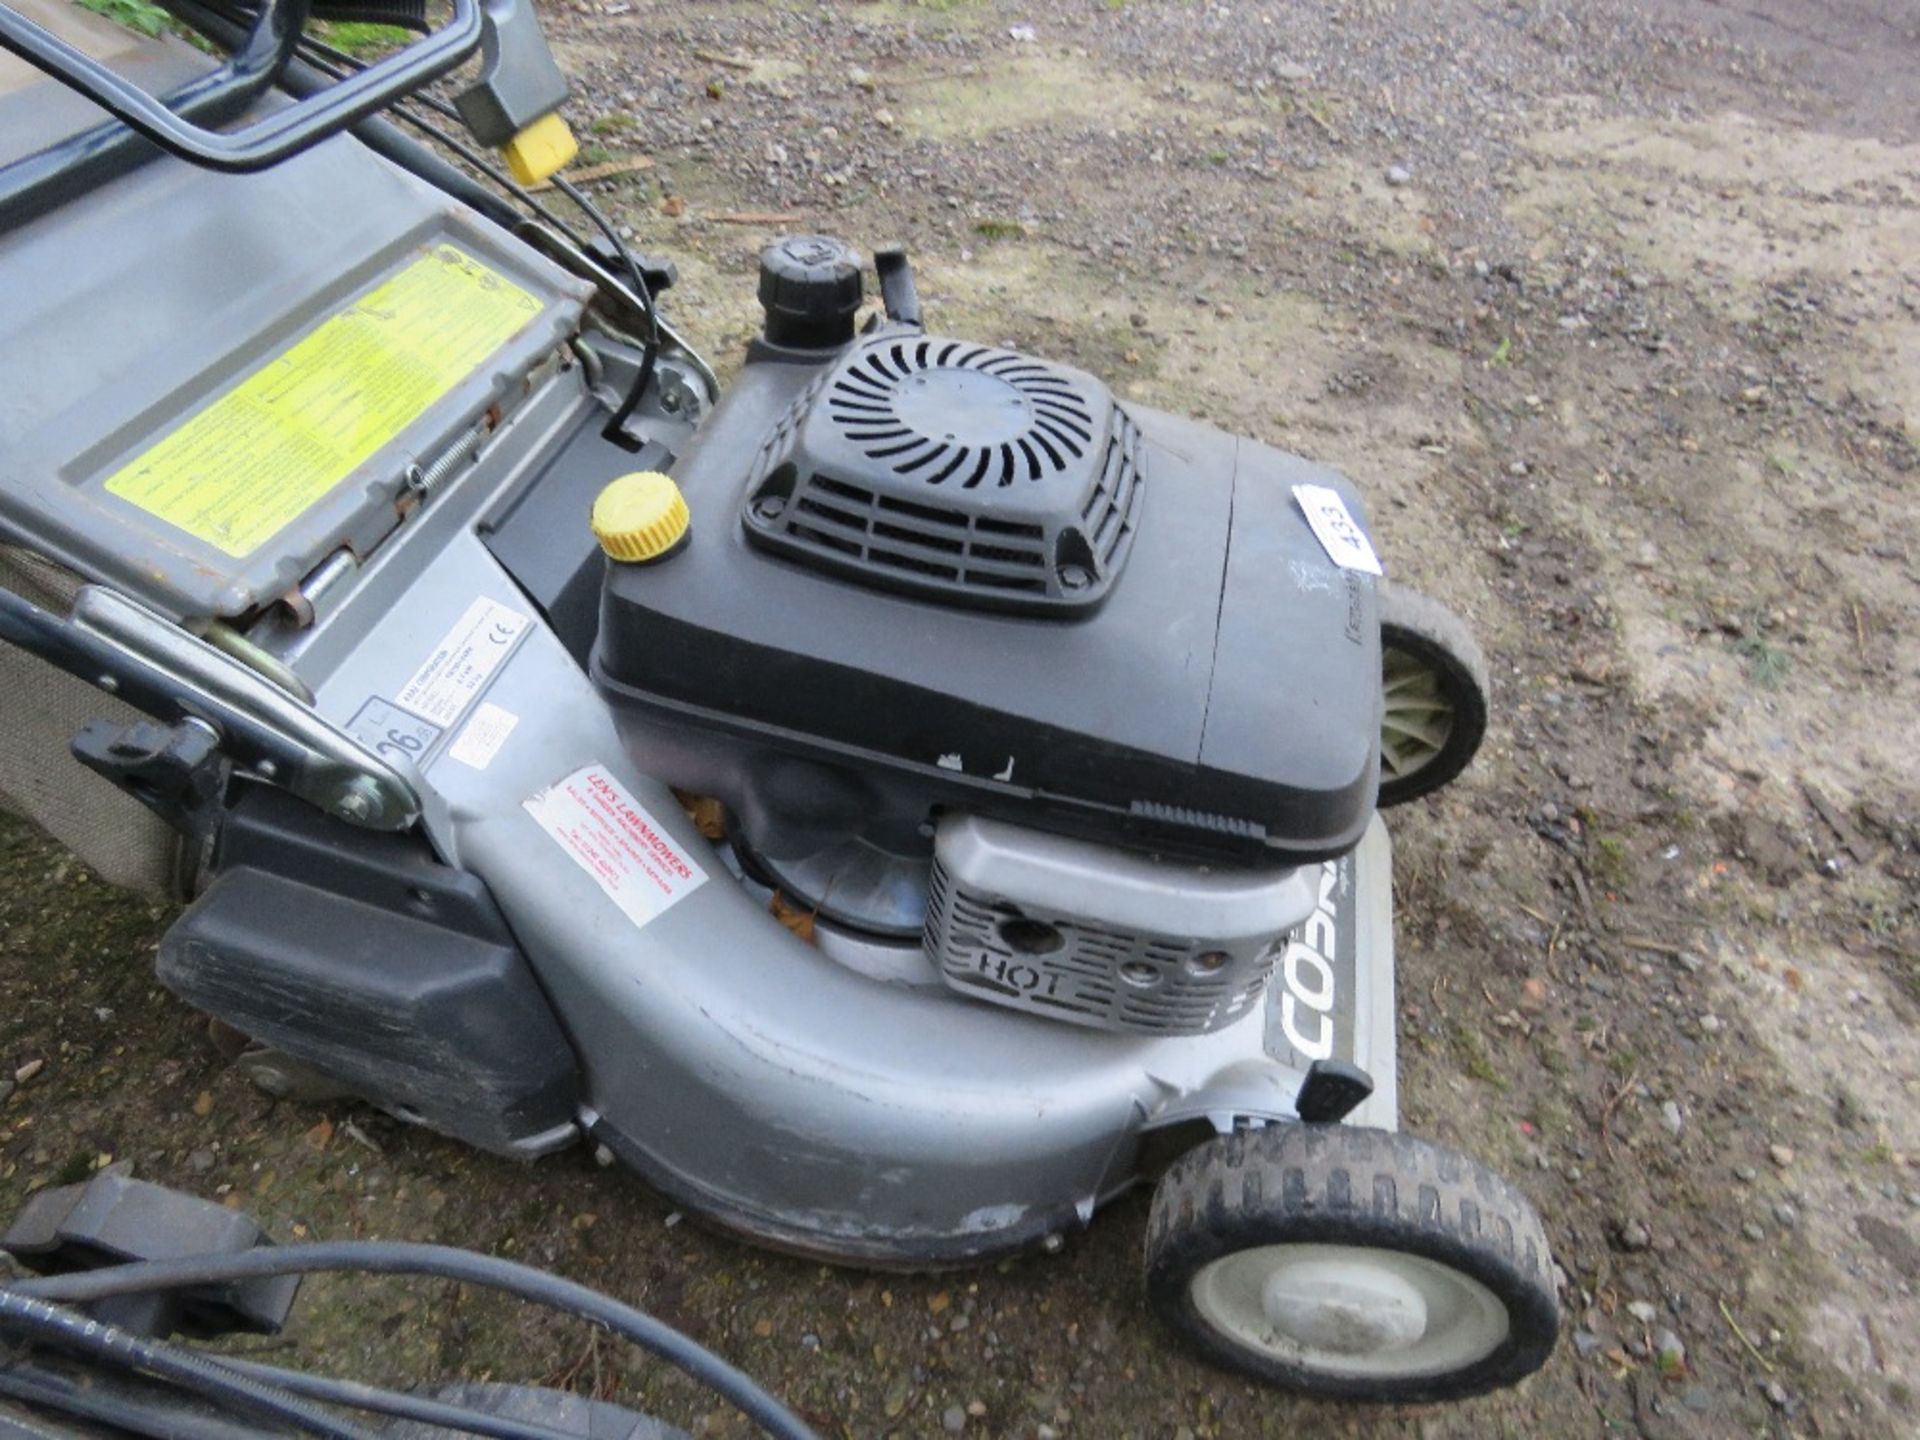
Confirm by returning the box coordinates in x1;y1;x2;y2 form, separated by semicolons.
739;333;1143;616
594;341;1382;866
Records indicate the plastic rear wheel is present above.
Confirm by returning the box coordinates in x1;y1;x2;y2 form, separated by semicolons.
1377;581;1489;807
1145;1124;1558;1402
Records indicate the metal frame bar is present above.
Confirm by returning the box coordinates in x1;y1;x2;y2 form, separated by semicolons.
0;0;478;175
0;0;308;230
0;581;419;830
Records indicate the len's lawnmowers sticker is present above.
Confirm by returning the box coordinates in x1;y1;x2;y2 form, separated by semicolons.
525;766;708;929
102;246;540;557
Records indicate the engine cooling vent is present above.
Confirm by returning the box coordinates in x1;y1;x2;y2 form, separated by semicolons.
925;857;1279;1037
741;332;1144;615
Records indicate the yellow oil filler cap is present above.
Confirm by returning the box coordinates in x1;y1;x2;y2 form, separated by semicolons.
502;112;578;186
592;471;690;563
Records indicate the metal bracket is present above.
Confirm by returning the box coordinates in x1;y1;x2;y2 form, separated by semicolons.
514;220;720;399
0;581;418;831
1294;1058;1375;1123
875;245;924;329
71;588;419;829
581;237;679;297
70;716;229;845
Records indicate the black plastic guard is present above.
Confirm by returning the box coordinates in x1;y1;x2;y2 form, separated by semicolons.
157;788;580;1157
2;1172;298;1339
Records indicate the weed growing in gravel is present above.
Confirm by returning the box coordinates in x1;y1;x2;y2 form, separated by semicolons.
1735;634;1790;687
1591;833;1634;891
1450;1022;1507;1088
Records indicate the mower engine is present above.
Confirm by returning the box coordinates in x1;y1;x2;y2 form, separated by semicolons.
596;238;1379;1037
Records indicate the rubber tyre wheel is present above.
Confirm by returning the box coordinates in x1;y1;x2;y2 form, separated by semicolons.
1377;580;1490;808
1145;1124;1559;1402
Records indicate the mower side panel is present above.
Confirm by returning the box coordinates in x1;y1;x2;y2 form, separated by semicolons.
1264;841;1399;1133
315;542;1167;1259
297;498;1400;1261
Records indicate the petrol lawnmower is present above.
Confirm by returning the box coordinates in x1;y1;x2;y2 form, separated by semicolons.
0;0;1559;1403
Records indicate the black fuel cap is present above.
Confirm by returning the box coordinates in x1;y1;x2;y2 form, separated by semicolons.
758;235;863;349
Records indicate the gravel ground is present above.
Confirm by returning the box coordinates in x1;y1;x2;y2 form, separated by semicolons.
4;1;1919;1437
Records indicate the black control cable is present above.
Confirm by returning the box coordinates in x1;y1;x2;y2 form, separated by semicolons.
283;26;593;250
211;1354;586;1440
549;172;663;446
0;1332;597;1440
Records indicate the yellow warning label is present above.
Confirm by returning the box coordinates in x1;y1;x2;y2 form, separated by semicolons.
104;245;542;558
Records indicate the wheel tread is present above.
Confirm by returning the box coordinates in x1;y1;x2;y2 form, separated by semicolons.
1144;1123;1559;1402
1376;579;1491;807
1326;1167;1353;1210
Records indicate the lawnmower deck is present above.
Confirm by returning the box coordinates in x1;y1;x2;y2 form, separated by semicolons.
244;390;1401;1260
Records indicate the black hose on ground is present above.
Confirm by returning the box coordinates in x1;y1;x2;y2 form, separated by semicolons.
0;1358;273;1440
212;1354;587;1440
7;1242;818;1440
0;1290;378;1439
